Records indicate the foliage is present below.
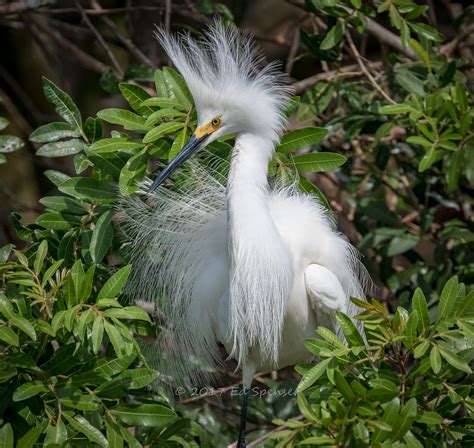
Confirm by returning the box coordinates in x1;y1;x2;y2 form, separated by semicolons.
298;0;473;306
0;116;23;164
274;277;474;446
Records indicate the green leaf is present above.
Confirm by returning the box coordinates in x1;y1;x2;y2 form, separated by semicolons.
437;276;458;321
320;22;345;50
430;345;441;374
333;369;355;401
118;149;147;194
0;244;13;263
45;169;70;186
438;346;472;373
163;67;193;109
13;380;48;401
418;147;437;172
42;77;82;129
379;104;416;115
300;436;335;445
276;127;328;154
409;39;431;69
292;152;346;173
42;259;64;288
412;288;429;332
34;239;48;274
84;116;102;142
63;414;109;447
391;398;417;441
104;306;151;322
98;265;132;300
142;121;184;143
0;135;24;153
10;316;36;340
336;312;365;347
40;196;88;215
89;137;145;154
44;419;67;447
36;212;72;230
409;22;444;42
142;97;188;110
111;404;176;427
97;108;150;131
30;122;81;143
59;177;116;201
17;421;48;448
169;126;190;161
413;340;430;358
145;108;186;127
0;117;9;131
91;317;104;355
90;210;113;263
296;358;331;393
117;368;158;389
395;69;425;95
0;423;14;448
416;411;443;425
119;83;153;116
407;136;433;148
0;327;19;347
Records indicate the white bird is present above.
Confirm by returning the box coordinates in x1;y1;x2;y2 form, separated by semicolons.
121;23;369;447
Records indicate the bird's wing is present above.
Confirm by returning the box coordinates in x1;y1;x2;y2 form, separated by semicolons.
304;264;348;315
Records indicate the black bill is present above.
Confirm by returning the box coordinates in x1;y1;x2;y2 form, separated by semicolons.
148;133;209;193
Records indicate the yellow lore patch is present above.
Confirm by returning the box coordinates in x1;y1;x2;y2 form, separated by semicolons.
194;117;221;138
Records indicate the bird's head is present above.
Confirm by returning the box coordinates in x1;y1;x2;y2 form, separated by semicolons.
148;23;291;192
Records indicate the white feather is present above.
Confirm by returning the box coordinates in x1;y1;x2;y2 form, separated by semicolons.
119;23;370;386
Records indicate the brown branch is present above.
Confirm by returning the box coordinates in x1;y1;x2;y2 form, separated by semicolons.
0;0;55;15
285;28;300;75
89;0;155;67
291;61;382;94
441;23;474;57
74;0;123;77
29;15;107;74
346;32;396;105
30;6;164;16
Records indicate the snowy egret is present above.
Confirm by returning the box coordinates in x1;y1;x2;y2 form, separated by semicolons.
122;24;369;447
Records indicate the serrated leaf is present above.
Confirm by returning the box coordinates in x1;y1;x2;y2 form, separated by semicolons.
42;77;82;129
276;127;328;154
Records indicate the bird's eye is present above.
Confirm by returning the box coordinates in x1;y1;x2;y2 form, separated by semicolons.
211;117;221;127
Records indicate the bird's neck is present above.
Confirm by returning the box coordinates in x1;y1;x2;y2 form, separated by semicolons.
226;132;293;366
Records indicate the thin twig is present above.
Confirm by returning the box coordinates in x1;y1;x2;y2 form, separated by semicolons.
165;0;171;32
346;33;396;105
0;0;55;15
285;28;300;75
291;61;382;94
74;0;123;77
29;6;164;15
29;15;107;74
89;0;155;67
